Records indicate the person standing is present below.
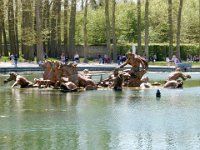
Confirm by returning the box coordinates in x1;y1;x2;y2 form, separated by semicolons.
166;56;170;66
60;52;66;64
98;54;103;64
10;54;14;65
117;54;121;65
74;53;80;63
14;54;18;67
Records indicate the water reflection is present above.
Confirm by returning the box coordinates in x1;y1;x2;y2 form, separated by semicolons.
0;72;200;149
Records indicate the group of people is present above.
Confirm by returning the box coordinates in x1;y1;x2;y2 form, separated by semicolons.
117;54;127;65
60;52;68;64
60;52;80;64
187;55;200;62
166;55;181;66
98;54;127;65
98;54;111;64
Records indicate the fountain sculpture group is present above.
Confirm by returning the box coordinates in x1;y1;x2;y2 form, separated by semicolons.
4;52;191;91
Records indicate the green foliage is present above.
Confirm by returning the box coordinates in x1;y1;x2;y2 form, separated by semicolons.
180;44;199;59
75;0;199;45
181;0;199;43
147;44;199;61
1;0;199;60
87;8;106;44
21;27;35;46
114;43;199;61
115;3;137;43
116;43;132;54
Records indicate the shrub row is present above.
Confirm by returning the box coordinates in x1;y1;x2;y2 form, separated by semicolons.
116;43;199;61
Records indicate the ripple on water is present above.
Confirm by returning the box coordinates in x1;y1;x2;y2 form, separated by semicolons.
0;115;9;118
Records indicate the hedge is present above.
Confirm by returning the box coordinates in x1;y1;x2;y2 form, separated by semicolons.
116;43;199;61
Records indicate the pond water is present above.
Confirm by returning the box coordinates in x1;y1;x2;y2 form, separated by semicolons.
0;72;200;150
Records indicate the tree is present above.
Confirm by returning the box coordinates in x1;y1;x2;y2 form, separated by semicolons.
50;0;61;58
0;27;2;56
64;0;69;55
57;0;62;57
21;0;35;60
69;0;77;58
168;0;173;59
83;0;88;63
8;0;17;55
144;0;149;60
0;0;3;56
42;0;51;56
137;0;141;55
15;0;19;53
90;0;98;9
35;0;45;62
112;0;117;62
2;20;8;56
176;0;183;60
105;0;111;58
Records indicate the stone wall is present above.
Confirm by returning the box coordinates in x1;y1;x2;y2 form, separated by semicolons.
75;45;107;59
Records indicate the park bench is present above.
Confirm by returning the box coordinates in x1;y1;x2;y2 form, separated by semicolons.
175;63;192;71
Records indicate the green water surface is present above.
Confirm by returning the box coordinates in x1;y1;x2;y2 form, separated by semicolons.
0;72;200;150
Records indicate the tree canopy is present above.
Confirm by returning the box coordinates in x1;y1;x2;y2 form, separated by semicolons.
0;0;199;60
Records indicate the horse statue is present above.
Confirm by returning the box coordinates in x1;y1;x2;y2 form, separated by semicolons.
167;68;191;81
58;63;97;90
4;72;34;88
40;60;63;87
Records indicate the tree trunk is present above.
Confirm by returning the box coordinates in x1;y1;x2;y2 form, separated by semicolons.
83;0;88;63
81;0;84;10
199;2;200;60
21;0;35;61
112;0;117;62
42;0;50;56
2;21;8;56
64;0;69;56
8;0;17;55
57;0;62;57
50;0;58;57
35;0;44;62
15;0;19;53
0;0;8;56
69;0;77;58
0;0;3;56
176;0;183;60
49;0;61;58
0;23;2;56
144;0;149;60
137;0;141;55
105;0;111;59
168;0;173;59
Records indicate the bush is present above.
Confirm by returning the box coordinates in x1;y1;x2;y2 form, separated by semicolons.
114;43;199;61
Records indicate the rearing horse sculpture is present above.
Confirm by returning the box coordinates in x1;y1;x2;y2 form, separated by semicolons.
58;63;97;90
40;60;61;84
